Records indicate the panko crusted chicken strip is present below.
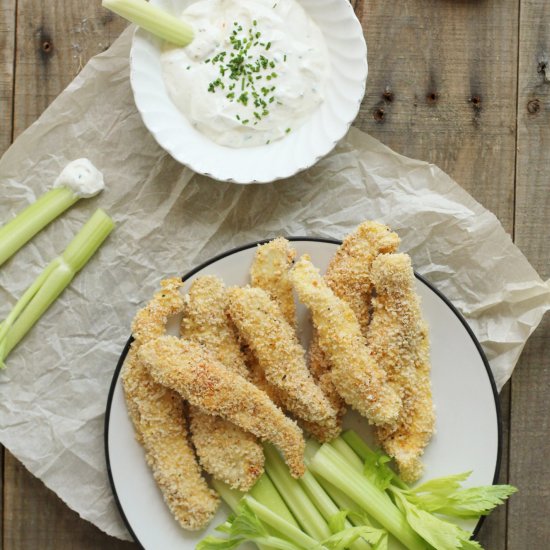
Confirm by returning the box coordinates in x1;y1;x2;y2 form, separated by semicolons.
289;256;402;426
368;253;435;483
227;286;338;428
139;336;306;478
247;238;297;409
250;237;297;328
181;275;264;491
306;222;401;440
121;278;219;530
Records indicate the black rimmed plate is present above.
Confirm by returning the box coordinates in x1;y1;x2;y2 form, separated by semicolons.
105;238;501;549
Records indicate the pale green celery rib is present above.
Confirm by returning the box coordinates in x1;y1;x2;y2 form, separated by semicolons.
342;430;409;490
264;444;331;541
329;437;364;473
211;476;296;550
210;479;242;512
244;496;319;550
309;444;427;550
0;187;78;267
250;474;299;527
0;209;114;365
298;471;370;550
102;0;194;46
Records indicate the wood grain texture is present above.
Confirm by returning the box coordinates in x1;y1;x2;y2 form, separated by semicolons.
12;0;126;139
508;0;550;547
353;0;519;232
0;0;16;151
0;0;17;538
3;452;136;549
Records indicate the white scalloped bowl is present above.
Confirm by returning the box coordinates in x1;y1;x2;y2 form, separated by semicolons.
130;0;367;183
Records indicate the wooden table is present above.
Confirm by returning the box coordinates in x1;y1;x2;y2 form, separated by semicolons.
0;1;548;548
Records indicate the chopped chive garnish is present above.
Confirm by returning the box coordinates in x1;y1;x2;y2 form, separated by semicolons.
205;21;282;124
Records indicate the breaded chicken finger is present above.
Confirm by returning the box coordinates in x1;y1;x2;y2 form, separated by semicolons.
139;336;306;478
290;256;402;426
250;238;341;442
306;222;401;438
122;279;219;530
181;275;264;491
227;286;337;427
250;237;297;327
369;253;435;483
325;221;401;334
248;238;297;408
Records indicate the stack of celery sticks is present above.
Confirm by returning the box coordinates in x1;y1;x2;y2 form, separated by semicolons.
200;431;516;550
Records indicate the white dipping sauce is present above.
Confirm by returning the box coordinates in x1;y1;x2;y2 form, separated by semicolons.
53;159;105;198
161;0;329;148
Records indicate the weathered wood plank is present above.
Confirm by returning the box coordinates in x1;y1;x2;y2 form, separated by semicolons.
0;0;17;541
353;0;519;233
4;1;132;548
0;0;16;152
3;452;136;549
509;0;550;547
12;0;126;139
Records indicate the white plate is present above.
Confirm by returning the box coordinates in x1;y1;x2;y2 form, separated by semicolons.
105;239;501;549
130;0;368;183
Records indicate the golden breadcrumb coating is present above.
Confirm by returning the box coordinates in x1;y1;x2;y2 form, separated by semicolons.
122;278;219;530
300;333;345;442
181;275;249;378
181;275;264;491
250;237;297;328
227;286;337;428
369;253;435;483
305;221;401;438
242;343;286;408
138;335;306;478
188;408;264;491
249;239;342;442
248;238;299;412
326;221;401;335
289;256;402;426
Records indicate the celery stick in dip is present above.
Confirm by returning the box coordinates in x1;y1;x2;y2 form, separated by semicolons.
53;158;105;198
161;0;329;148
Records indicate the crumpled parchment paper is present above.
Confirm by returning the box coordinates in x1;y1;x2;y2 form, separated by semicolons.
0;26;548;541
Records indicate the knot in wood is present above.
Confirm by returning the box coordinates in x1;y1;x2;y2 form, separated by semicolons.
373;107;385;123
527;99;541;114
426;92;439;104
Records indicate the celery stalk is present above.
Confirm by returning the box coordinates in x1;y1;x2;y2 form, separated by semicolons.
0;209;114;367
330;437;364;473
251;474;300;527
298;471;371;550
212;476;299;550
210;479;242;512
102;0;194;46
0;187;78;267
264;445;331;541
243;496;320;550
309;444;427;550
342;430;409;490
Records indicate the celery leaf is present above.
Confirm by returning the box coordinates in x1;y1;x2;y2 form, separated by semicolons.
362;449;395;490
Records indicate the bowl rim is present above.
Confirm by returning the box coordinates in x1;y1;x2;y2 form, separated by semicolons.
129;0;368;184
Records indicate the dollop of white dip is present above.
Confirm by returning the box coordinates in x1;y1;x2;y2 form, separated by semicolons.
53;159;105;198
161;0;330;148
